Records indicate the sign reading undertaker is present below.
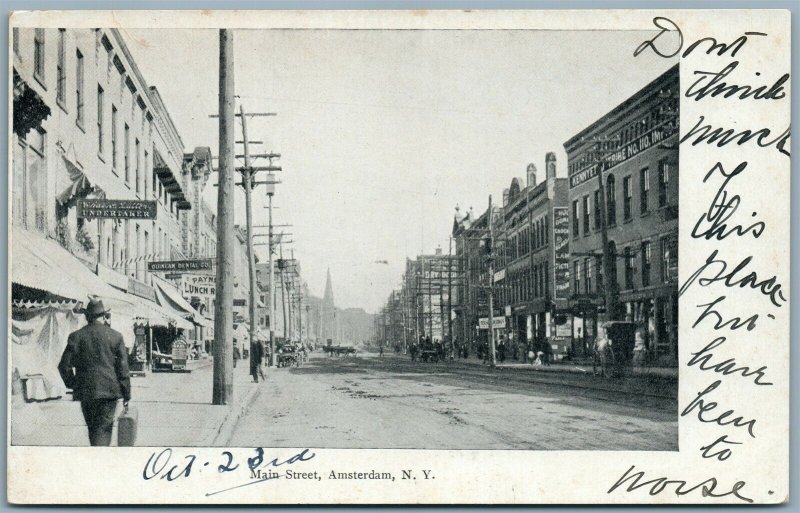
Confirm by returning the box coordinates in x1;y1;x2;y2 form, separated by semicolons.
77;199;157;219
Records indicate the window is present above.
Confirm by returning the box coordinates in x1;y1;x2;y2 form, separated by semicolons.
624;246;634;289
34;29;45;84
593;189;601;230
658;159;670;207
571;200;579;238
12;129;46;232
623;175;632;220
97;86;104;153
144;230;150;277
606;174;617;225
124;123;130;183
582;195;590;235
544;216;549;244
661;238;674;283
584;258;592;294
144;150;149;199
641;241;651;287
596;256;604;289
640;168;649;214
135;139;140;194
543;261;549;297
75;50;84;127
135;224;141;279
57;29;66;106
111;105;118;170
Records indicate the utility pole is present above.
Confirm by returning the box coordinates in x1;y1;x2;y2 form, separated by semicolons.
279;243;288;341
213;29;235;405
239;104;258;364
267;189;275;365
487;194;497;368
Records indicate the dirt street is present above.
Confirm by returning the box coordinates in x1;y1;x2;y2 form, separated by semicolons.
229;352;678;450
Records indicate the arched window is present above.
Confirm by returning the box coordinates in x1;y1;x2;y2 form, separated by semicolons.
606;174;617;225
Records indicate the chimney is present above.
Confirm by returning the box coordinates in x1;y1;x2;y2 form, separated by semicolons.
435;246;442;256
527;163;537;187
546;152;557;179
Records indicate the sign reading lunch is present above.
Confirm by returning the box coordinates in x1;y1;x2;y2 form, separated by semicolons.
181;274;216;299
77;199;157;219
147;259;214;272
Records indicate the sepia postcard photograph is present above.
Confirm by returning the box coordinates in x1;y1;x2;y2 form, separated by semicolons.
6;8;792;505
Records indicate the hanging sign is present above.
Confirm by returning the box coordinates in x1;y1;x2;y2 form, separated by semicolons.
77;199;157;219
181;274;216;299
148;259;213;272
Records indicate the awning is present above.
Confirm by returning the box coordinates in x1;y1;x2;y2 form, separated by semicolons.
11;227;190;332
152;275;212;328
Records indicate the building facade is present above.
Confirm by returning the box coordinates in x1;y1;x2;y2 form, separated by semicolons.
564;63;679;363
11;27;214;382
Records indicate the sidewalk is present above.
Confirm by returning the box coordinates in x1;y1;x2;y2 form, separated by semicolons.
10;358;264;447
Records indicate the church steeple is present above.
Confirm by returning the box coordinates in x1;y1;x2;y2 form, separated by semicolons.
322;268;336;341
323;267;334;306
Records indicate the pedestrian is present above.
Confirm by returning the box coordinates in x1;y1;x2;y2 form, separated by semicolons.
250;340;264;383
498;336;506;362
541;339;553;366
233;339;240;368
58;299;131;446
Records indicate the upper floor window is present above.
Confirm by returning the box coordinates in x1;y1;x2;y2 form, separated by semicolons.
75;49;85;128
593;189;601;230
658;159;670;207
641;240;652;287
623;175;632;220
624;246;634;289
606;174;617;225
56;29;66;106
97;86;104;153
111;105;118;170
33;29;45;84
582;195;590;235
640;168;649;214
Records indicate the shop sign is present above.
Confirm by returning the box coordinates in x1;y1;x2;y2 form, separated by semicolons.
171;340;188;371
128;277;157;302
504;305;512;317
553;207;571;300
148;259;213;272
181;274;216;299
77;199;157;219
233;299;247;307
569;124;676;189
555;316;573;337
478;317;506;330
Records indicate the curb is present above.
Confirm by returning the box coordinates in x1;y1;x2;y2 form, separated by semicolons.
208;380;262;446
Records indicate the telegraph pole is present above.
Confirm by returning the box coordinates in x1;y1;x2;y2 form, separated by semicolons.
213;29;235;405
239;104;258;362
487;194;497;368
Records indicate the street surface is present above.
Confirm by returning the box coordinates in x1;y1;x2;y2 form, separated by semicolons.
230;352;678;450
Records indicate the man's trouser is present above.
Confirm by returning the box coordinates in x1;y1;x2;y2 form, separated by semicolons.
80;398;119;446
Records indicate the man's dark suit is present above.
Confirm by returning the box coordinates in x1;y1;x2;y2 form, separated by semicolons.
58;322;131;446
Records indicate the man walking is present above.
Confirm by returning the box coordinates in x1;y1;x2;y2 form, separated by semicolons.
250;340;264;383
58;299;131;446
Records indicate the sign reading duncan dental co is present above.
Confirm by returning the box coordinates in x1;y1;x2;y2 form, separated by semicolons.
181;274;215;299
148;259;213;272
77;199;157;219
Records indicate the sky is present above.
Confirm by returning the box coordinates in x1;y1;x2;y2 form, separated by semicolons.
123;28;676;313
